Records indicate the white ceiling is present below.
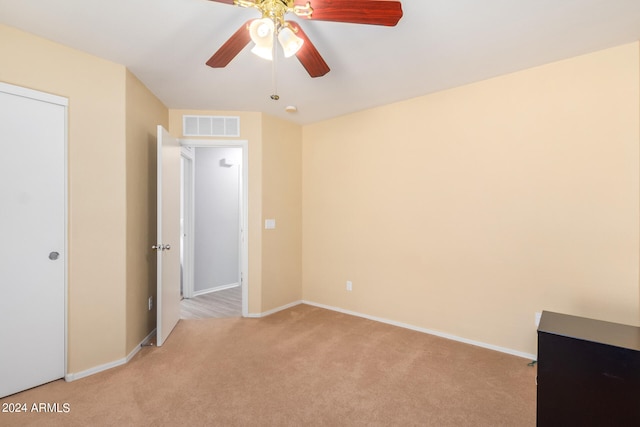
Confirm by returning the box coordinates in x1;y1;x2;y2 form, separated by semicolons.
1;0;640;125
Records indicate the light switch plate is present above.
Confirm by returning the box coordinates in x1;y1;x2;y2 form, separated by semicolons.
265;219;276;229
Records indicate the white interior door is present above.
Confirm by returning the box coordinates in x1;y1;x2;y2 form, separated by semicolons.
0;83;66;397
156;125;181;346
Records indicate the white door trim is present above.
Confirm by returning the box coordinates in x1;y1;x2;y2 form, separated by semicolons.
180;139;249;317
180;146;195;299
0;81;68;382
0;82;68;106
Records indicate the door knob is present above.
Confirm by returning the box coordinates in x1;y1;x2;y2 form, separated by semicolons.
164;244;171;250
49;252;60;260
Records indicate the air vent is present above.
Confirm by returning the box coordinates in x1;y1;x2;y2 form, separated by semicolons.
183;115;240;137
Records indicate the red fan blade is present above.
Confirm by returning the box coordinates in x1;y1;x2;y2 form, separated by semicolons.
208;0;236;4
288;22;330;78
206;20;253;68
298;0;403;26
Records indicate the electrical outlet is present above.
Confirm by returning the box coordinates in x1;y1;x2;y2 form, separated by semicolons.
148;296;154;311
346;281;353;291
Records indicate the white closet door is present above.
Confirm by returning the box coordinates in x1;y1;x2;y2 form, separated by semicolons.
0;83;66;398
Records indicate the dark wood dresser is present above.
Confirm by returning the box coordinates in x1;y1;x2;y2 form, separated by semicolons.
536;310;640;426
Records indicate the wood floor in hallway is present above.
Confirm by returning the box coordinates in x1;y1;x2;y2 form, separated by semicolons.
180;286;241;319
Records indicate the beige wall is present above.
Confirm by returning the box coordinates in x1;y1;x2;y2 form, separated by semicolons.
261;114;303;310
125;71;169;353
302;42;640;356
0;25;129;372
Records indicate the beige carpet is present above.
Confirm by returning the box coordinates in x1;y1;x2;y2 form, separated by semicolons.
0;304;536;426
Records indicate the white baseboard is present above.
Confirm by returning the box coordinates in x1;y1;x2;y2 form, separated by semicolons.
65;301;535;382
245;300;303;318
65;328;157;382
302;300;536;361
193;283;240;298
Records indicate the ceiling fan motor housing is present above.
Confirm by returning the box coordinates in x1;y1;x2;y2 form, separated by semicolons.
236;0;313;25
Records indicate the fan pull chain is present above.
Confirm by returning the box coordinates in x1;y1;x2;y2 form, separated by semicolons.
270;27;279;101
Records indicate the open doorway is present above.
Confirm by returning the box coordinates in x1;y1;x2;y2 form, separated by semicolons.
179;140;248;319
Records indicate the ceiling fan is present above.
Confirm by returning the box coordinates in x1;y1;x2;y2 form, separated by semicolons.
206;0;403;78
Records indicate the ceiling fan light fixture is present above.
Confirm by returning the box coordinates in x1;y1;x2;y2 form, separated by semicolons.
249;18;275;60
250;43;273;60
277;26;304;58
